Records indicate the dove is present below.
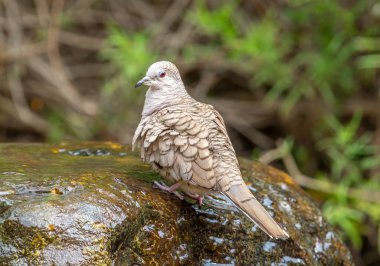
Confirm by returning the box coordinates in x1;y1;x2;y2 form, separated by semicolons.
132;61;289;239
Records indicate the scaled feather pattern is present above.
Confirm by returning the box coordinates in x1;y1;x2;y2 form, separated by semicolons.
133;61;289;239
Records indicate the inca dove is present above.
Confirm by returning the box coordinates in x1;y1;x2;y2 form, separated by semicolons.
133;61;289;239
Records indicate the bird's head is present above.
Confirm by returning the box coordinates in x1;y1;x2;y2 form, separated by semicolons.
136;61;191;116
135;61;184;90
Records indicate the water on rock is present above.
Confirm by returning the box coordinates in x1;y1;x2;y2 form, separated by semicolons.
0;142;353;265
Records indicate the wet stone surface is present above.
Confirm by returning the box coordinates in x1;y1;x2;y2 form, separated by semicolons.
0;142;353;265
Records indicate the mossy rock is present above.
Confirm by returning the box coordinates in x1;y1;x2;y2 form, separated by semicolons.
0;142;353;265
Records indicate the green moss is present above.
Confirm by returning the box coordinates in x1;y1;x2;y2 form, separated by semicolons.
0;142;161;187
0;220;54;263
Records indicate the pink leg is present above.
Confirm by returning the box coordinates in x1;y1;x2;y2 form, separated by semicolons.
198;196;203;206
153;181;184;200
184;192;204;207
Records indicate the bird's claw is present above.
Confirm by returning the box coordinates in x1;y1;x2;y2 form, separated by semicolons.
152;181;203;206
184;192;204;207
153;181;184;200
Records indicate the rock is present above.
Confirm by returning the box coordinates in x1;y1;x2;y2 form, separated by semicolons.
0;142;353;265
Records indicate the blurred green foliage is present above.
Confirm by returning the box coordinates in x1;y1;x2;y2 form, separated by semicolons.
100;27;159;135
317;113;380;185
189;0;373;109
101;0;380;254
316;114;380;249
323;188;366;249
102;28;156;89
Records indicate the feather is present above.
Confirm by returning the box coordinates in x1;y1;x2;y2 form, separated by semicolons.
183;145;198;158
224;184;289;240
197;139;209;149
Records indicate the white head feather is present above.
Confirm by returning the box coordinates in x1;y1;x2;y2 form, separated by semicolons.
135;61;191;117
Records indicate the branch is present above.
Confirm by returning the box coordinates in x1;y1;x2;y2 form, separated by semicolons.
259;140;380;203
27;57;97;116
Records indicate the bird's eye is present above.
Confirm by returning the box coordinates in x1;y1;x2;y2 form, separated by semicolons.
159;71;166;78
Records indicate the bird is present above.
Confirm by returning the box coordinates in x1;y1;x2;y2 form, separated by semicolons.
132;61;289;240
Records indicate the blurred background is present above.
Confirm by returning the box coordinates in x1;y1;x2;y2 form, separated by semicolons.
0;0;379;264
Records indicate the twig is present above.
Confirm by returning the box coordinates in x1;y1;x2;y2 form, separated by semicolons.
209;99;276;148
107;0;153;29
160;0;191;31
166;21;195;51
0;96;49;133
59;31;104;51
47;0;65;72
227;119;275;149
34;0;50;26
260;140;380;203
27;57;97;116
3;0;48;133
67;63;104;79
0;43;47;62
192;71;218;99
259;145;286;164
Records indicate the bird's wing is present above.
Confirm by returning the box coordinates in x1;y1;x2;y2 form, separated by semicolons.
207;106;290;239
140;105;216;189
132;116;151;150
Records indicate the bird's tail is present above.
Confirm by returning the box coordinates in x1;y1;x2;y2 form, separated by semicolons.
223;183;289;240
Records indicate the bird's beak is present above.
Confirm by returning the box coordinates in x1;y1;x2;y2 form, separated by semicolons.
135;76;150;88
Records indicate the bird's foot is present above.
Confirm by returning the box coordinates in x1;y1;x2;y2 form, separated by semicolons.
184;192;204;207
153;181;184;200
